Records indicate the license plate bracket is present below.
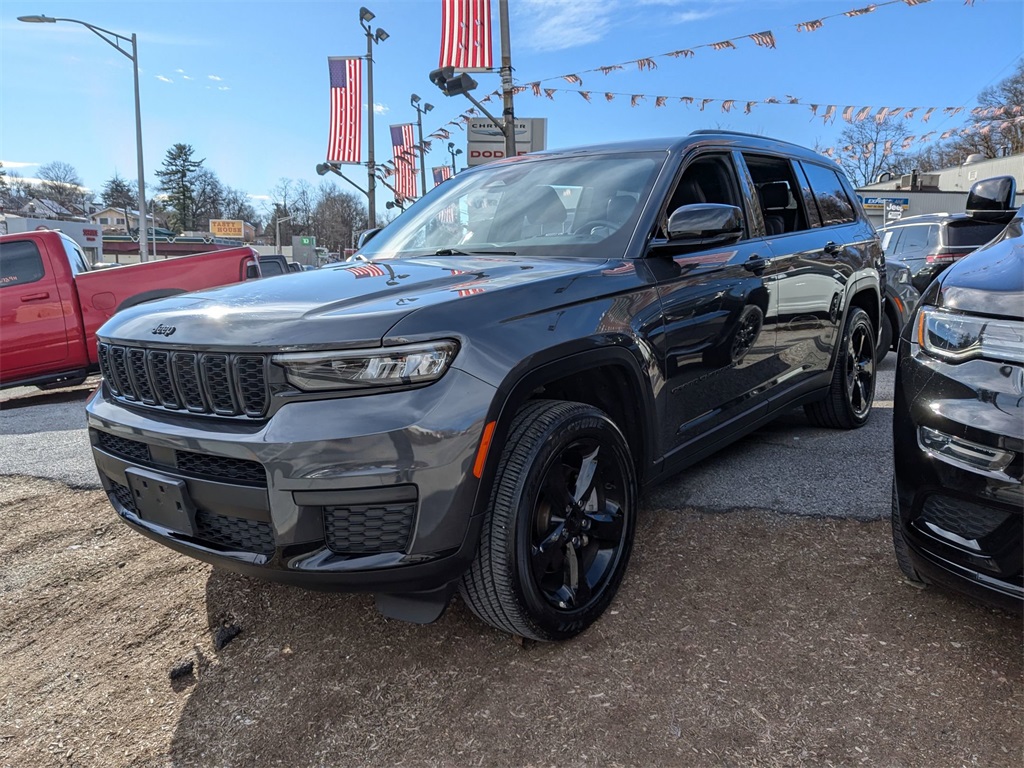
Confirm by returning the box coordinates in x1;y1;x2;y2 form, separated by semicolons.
125;467;196;536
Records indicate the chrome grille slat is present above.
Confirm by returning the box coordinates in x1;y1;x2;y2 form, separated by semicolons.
98;344;269;419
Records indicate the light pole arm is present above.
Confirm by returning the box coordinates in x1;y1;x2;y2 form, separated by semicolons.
460;92;503;133
52;18;135;60
319;164;369;196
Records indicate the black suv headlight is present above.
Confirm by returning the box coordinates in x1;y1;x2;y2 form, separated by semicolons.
916;308;1024;364
272;340;459;391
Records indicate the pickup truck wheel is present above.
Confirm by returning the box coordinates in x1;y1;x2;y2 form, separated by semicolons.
804;306;875;430
459;400;637;641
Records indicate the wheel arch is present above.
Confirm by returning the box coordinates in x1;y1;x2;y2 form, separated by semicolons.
472;345;657;518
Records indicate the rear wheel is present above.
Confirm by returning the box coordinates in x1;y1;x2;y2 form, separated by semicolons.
459;400;637;641
805;306;875;429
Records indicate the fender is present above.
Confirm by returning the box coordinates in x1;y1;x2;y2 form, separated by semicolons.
469;342;660;519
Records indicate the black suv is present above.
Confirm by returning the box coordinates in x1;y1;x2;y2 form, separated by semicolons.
87;132;883;641
879;212;1007;293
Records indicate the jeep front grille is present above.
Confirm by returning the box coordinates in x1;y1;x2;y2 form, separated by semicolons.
98;343;269;418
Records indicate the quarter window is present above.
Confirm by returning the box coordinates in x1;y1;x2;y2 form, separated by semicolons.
801;163;856;226
0;240;46;287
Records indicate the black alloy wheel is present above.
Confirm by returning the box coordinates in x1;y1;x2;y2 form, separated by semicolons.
460;400;637;641
805;306;875;429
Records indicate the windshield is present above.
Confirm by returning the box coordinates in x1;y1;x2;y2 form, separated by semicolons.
359;151;665;260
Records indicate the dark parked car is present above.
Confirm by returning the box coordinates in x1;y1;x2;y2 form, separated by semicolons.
892;176;1022;611
879;256;920;359
879;209;1007;293
87;131;883;641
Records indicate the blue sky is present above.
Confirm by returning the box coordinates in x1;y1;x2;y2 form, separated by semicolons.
1;0;1021;214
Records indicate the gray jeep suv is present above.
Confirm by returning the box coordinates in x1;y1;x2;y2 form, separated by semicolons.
87;132;883;641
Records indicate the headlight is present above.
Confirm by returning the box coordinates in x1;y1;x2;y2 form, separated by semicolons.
273;340;459;391
916;308;1024;364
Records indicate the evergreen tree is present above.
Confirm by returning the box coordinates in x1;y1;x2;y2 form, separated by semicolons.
155;143;204;233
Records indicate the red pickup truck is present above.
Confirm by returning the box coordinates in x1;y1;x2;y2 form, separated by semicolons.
0;229;260;390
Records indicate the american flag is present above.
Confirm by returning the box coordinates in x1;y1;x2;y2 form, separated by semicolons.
346;263;385;278
390;124;418;201
432;166;453;187
327;56;362;164
439;0;493;71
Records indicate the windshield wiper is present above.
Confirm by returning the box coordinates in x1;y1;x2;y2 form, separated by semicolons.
434;248;517;256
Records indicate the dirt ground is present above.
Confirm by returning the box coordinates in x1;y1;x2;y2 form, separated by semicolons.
0;475;1020;768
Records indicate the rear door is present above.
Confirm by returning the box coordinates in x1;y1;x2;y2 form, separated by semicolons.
646;149;782;455
0;236;70;377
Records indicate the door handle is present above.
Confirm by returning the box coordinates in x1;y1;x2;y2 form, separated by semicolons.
743;254;771;274
823;241;842;255
20;291;51;302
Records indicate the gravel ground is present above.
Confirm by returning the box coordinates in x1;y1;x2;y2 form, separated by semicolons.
1;476;1020;768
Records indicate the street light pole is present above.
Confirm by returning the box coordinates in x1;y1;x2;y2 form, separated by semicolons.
19;15;149;262
410;95;433;198
498;0;517;162
275;214;294;254
447;142;462;174
359;7;388;230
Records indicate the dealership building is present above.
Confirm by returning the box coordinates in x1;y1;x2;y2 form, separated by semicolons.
855;152;1024;228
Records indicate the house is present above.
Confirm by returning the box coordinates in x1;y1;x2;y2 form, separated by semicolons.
92;206;155;234
18;197;76;220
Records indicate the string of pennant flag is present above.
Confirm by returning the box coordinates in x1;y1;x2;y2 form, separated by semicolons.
526;0;975;89
516;84;1023;125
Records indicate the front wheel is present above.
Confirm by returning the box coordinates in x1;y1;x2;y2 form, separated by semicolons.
459;400;637;641
804;306;875;429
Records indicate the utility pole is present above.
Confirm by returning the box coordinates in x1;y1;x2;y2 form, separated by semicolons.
498;0;516;161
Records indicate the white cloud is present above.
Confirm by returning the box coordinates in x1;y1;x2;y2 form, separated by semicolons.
218;86;230;91
670;9;715;23
373;103;389;115
0;161;39;169
156;75;173;83
516;0;612;52
183;75;193;80
175;68;186;74
208;74;222;81
248;194;271;201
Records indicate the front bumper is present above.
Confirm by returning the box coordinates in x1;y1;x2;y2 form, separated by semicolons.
86;367;496;594
892;338;1023;610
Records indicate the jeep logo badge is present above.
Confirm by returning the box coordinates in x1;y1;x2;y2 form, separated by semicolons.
151;324;177;337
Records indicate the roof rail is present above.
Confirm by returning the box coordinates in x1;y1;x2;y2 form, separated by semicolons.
689;128;810;151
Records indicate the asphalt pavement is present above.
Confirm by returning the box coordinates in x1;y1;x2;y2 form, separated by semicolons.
0;358;897;519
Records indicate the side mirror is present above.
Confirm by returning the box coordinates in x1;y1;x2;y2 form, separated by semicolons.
666;203;744;244
356;227;382;250
966;175;1016;223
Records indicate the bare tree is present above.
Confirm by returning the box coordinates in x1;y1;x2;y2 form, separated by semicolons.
310;181;368;253
828;118;916;187
38;161;84;211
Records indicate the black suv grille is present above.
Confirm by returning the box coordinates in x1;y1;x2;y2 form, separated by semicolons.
176;450;266;485
98;343;268;418
323;502;416;554
195;509;275;555
920;495;1013;542
95;431;152;463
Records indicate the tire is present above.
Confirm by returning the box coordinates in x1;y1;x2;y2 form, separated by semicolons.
876;311;893;362
891;478;924;584
804;306;875;430
459;399;637;641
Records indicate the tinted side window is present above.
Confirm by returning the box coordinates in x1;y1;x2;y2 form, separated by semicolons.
899;225;932;256
61;235;90;275
880;228;903;256
741;154;810;235
0;240;46;287
801;163;856;226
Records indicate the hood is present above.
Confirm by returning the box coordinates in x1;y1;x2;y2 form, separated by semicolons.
937;211;1024;319
98;255;599;350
